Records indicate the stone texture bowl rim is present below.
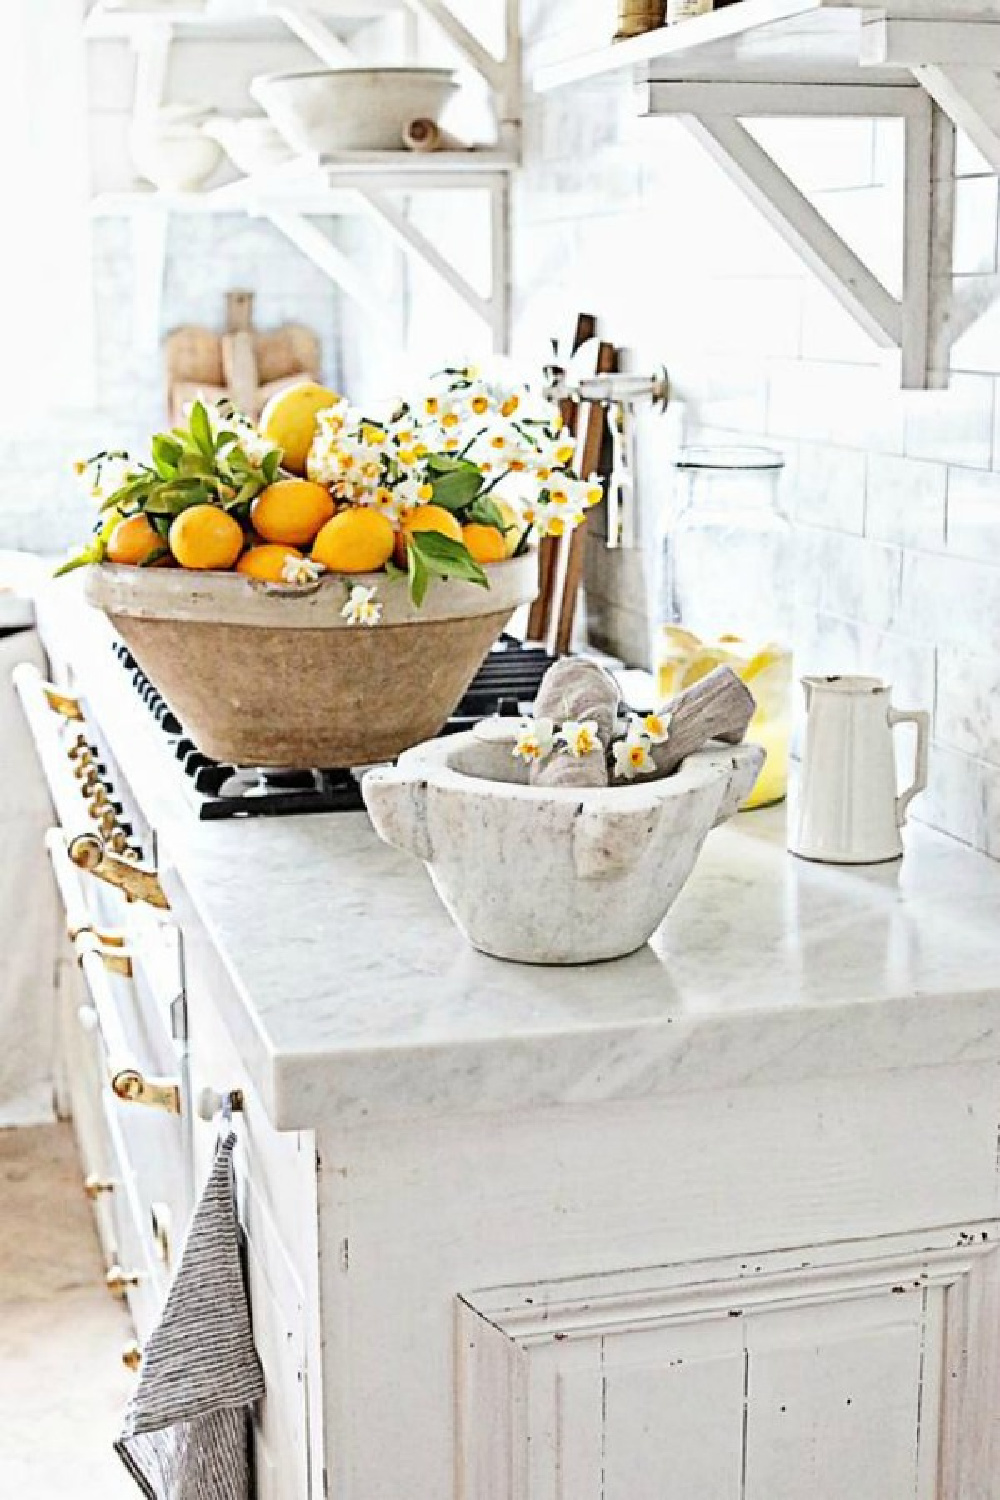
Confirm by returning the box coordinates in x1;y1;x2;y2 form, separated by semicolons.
389;730;765;811
84;553;536;630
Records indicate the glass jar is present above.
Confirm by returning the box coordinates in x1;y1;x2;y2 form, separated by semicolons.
655;446;792;810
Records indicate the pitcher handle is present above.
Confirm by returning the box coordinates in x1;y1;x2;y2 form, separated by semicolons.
888;707;930;827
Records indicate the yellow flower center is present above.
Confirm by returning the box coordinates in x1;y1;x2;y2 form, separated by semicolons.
554;443;574;465
470;395;489;415
500;396;519;417
629;744;645;768
442;412;460;429
644;715;664;737
424;397;439;415
417;482;433;502
547;516;566;537
490;435;506;450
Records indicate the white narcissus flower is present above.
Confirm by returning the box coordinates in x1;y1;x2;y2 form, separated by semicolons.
341;584;382;627
613;737;657;780
281;555;324;586
559;719;600;758
512;716;555;765
633;709;672;745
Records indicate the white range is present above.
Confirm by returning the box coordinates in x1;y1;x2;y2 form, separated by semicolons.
18;573;1000;1500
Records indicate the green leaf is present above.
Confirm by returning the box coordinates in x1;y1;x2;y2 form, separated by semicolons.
150;434;181;479
512;524;534;557
407;537;430;607
408;530;488;591
214;429;238;454
430;465;484;513
466;495;506;530
261;449;281;484
138;545;171;567
189;400;215;460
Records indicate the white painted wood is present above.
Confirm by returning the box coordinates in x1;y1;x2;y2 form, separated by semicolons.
861;18;1000;69
489;177;511;351
129;20;171;126
916;64;1000;173
645;78;920;116
358;187;492;324
398;0;503;92
902;91;934;389
459;1230;1000;1500
682;114;901;348
264;208;393;322
272;4;358;66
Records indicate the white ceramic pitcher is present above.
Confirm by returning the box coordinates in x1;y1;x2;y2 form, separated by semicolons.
790;676;930;865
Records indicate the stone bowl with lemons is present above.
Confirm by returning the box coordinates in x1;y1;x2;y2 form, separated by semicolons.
62;375;587;769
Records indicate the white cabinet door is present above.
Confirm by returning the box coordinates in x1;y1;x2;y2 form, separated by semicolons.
458;1229;1000;1500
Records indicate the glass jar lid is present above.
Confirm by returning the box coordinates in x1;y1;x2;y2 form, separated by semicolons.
673;445;785;472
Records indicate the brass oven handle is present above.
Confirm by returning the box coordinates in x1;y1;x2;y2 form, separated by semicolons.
75;930;133;979
44;830;130;948
41;683;84;722
76;950;182;1116
68;832;169;910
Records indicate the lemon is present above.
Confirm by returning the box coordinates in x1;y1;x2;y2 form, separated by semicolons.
259;381;341;476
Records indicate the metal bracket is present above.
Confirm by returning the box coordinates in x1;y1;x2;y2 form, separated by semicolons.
644;81;935;388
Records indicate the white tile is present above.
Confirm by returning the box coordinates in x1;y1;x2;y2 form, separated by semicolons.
899;549;1000;654
767;360;906;453
916;743;986;849
936;648;1000;764
804;530;904;631
792;443;866;533
904;372;994;469
748;117;878;194
952;175;1000;275
947;465;1000;562
865;454;947;552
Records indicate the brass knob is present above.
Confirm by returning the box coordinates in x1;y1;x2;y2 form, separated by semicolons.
108;830;129;855
111;1067;181;1114
106;1263;142;1297
80;770;102;795
67;734;89;759
87;790;110;816
84;1174;117;1200
122;1343;142;1373
98;808;117;836
72;753;95;778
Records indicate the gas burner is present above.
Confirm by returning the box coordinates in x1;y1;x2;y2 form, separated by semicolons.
112;634;558;820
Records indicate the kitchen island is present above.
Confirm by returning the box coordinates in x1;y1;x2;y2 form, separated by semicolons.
26;579;1000;1500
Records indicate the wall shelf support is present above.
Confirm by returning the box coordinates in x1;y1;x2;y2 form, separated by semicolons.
645;82;936;388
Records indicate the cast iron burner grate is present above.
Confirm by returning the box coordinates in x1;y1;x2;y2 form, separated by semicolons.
111;635;558;820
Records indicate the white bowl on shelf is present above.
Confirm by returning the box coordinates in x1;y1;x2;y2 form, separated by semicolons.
201;115;295;176
129;104;223;192
250;67;459;155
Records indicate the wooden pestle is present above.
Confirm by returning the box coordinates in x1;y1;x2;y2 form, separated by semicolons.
639;665;756;781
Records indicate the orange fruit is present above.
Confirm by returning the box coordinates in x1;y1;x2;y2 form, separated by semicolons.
168;504;245;571
461;523;506;564
311;506;394;573
236;543;303;582
107;514;163;566
250;479;335;547
393;503;463;566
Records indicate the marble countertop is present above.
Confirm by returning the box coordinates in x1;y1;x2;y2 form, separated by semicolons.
35;581;1000;1130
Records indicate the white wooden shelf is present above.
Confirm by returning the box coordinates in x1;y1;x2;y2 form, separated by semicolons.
532;0;1000;390
86;0;521;352
84;0;398;42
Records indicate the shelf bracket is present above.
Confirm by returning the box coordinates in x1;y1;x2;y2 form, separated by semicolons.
398;0;521;151
263;210;393;327
357;188;495;336
861;17;1000;173
270;4;357;69
645;82;935;388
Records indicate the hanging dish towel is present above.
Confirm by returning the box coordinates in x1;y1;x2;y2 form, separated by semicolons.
116;1132;265;1500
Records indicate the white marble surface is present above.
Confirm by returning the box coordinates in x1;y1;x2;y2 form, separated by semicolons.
35;581;1000;1131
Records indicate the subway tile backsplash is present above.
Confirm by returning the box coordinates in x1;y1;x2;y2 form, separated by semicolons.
516;0;1000;855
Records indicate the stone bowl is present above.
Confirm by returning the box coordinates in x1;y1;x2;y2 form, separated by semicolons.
362;728;765;964
250;68;459;155
85;556;537;768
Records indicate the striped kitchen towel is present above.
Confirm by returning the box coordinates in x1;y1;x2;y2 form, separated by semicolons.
115;1132;265;1500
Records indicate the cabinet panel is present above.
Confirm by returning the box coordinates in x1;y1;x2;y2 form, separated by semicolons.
459;1229;1000;1500
603;1330;746;1500
744;1295;928;1500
